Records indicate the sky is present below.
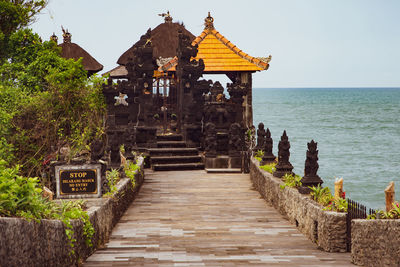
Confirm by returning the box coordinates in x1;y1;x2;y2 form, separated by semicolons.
31;0;400;88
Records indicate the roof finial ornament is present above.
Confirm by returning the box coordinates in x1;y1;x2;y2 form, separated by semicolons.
50;32;58;44
158;10;172;23
204;11;214;30
61;26;71;43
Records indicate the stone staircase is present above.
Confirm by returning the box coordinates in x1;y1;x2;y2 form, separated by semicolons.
149;134;204;171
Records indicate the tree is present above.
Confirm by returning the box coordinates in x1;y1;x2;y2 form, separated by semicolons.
0;0;106;177
0;0;47;60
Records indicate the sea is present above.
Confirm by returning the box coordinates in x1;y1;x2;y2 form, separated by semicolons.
252;87;400;210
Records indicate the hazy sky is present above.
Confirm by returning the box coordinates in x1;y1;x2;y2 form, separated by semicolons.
31;0;400;88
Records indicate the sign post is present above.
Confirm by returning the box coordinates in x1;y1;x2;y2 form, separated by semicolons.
55;164;102;199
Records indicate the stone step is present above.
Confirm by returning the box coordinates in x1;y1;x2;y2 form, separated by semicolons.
151;155;202;164
205;168;242;173
156;134;183;141
149;148;199;156
152;162;205;171
156;141;186;148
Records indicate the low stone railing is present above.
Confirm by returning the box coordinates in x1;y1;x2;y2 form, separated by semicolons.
0;157;145;267
250;157;347;252
351;219;400;266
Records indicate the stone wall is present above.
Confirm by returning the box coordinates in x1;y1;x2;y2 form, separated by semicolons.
250;158;347;252
351;219;400;266
0;158;145;267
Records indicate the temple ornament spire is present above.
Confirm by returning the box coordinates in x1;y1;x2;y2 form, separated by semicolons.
50;33;58;44
61;26;71;43
159;10;172;23
204;12;214;30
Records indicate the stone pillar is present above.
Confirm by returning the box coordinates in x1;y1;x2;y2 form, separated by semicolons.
385;181;395;212
241;72;252;128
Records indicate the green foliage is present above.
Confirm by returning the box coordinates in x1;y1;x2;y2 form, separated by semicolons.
309;184;330;202
58;200;94;251
368;202;400;220
103;169;119;197
0;159;45;217
0;10;106;176
308;185;348;212
260;162;276;174
332;197;348;212
0;0;98;255
0;161;94;252
280;173;302;189
0;0;47;60
124;160;139;189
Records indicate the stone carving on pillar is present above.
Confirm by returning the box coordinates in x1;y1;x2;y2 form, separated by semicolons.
107;131;121;168
176;31;205;133
204;122;217;157
255;122;266;152
210;81;224;102
299;140;323;194
262;128;275;163
243;125;255;173
124;122;137;155
229;123;242;157
227;77;247;105
273;130;294;178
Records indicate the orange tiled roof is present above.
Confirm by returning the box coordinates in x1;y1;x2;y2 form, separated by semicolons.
158;13;270;73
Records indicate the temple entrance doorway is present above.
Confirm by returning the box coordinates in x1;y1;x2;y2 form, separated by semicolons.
153;75;178;134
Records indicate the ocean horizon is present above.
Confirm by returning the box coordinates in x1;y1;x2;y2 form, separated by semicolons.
253;87;400;209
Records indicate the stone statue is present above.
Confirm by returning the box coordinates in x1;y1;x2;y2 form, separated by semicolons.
299;140;323;194
229;123;242;157
255;122;266;152
107;132;121;167
273;130;293;178
124;122;137;155
204;122;217;157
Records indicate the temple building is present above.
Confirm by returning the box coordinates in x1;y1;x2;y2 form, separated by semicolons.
102;12;271;171
51;28;103;76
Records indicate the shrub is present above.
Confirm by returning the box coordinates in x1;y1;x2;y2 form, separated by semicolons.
124;160;139;189
367;202;400;220
0;160;94;252
260;162;276;174
103;169;119;197
280;173;302;189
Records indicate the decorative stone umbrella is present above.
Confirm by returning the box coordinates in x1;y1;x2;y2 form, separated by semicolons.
273;130;294;178
262;128;275;164
298;140;323;194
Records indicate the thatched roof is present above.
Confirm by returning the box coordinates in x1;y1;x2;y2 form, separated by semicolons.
103;65;128;79
117;22;195;66
58;30;103;74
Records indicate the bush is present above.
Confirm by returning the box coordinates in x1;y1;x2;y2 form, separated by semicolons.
0;160;94;251
367;202;400;219
124;160;139;189
280;173;302;189
260;162;276;174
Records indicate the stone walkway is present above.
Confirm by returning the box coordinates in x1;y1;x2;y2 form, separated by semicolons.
84;170;354;266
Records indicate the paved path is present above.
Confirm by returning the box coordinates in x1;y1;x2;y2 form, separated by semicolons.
85;170;353;266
